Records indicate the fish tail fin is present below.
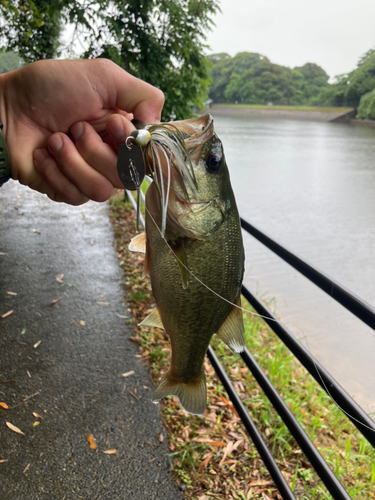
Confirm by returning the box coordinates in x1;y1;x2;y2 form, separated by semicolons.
153;369;206;415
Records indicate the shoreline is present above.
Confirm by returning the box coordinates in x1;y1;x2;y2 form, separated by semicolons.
208;105;375;126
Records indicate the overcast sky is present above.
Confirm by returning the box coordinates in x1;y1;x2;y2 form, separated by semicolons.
205;0;375;78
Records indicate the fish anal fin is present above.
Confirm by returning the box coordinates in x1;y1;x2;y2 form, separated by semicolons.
153;369;206;415
215;294;245;353
138;307;164;329
129;232;146;253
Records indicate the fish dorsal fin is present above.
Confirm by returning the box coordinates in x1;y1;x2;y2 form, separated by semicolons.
138;307;164;329
215;294;245;353
129;232;146;253
172;241;189;290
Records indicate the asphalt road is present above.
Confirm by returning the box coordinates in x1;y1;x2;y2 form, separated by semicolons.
0;182;182;500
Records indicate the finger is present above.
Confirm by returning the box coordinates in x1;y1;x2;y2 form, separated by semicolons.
106;114;136;147
93;59;164;123
70;120;125;189
33;148;88;205
46;133;114;203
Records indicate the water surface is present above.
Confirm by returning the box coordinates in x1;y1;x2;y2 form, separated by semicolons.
214;115;375;415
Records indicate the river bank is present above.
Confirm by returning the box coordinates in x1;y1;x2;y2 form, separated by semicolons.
209;104;359;123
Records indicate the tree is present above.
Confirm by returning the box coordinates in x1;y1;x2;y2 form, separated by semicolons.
0;0;219;120
344;48;375;107
207;52;329;105
357;88;375;120
0;0;64;61
0;49;22;73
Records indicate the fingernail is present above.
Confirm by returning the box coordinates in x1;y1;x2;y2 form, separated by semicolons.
107;115;125;140
33;149;47;162
49;134;63;153
71;122;84;141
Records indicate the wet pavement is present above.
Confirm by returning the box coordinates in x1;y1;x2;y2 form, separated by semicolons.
0;182;182;500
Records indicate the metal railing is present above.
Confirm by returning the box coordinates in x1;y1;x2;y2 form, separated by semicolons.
125;185;375;500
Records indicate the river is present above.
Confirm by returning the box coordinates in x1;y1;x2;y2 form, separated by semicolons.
212;114;375;416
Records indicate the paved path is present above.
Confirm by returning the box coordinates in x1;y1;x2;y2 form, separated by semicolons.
0;182;182;500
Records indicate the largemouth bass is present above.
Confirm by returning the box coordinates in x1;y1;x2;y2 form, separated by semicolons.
131;114;245;415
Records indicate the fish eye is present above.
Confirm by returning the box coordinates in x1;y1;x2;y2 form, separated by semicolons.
206;153;222;172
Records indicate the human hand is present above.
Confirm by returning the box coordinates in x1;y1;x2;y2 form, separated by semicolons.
0;58;164;205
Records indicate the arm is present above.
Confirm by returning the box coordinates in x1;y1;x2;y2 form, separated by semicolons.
0;59;164;205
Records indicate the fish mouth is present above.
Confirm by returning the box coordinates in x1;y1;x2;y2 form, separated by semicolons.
175;196;212;213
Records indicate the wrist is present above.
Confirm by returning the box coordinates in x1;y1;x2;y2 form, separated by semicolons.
0;73;11;186
0;72;9;142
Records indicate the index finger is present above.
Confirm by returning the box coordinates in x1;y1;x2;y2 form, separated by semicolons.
94;59;165;124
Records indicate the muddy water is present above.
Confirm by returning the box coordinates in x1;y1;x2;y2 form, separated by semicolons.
214;114;375;416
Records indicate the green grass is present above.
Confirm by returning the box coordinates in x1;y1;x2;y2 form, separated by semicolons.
213;103;353;114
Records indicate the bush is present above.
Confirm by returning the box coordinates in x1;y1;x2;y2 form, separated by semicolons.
357;88;375;120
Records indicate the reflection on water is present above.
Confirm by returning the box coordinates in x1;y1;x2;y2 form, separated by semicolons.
214;115;375;415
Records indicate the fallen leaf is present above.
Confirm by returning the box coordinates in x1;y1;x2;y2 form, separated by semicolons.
0;459;8;463
56;274;64;283
33;340;42;349
49;297;61;306
103;449;117;454
6;422;25;435
87;434;97;450
80;320;85;326
1;310;14;319
33;421;40;427
249;480;274;487
199;453;213;468
219;441;234;466
198;439;227;447
0;402;9;409
122;371;135;378
6;291;17;296
32;412;43;419
158;433;164;443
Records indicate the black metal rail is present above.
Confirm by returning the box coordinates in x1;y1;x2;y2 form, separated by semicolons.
240;218;375;331
240;284;375;447
126;188;375;500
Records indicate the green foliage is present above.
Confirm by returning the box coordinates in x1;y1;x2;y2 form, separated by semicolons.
0;0;220;121
313;47;375;108
344;48;375;107
207;52;330;105
357;88;375;120
0;0;65;61
84;0;220;120
0;49;22;73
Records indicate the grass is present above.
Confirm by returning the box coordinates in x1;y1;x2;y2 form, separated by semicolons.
213;104;354;114
109;191;375;500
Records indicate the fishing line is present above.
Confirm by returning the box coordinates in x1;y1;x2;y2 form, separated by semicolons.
142;204;375;433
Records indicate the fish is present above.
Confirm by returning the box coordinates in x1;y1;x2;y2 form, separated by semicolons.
130;114;245;415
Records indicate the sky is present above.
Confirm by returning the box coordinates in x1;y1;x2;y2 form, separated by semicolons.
205;0;375;78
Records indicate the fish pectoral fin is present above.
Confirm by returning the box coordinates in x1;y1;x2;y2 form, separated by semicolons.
138;307;165;329
215;294;245;353
129;232;146;253
172;243;189;290
153;369;206;416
